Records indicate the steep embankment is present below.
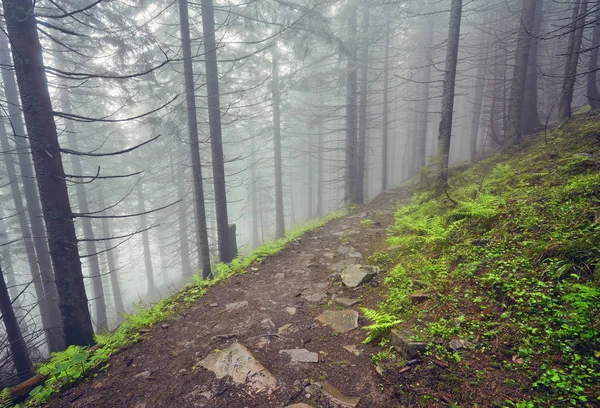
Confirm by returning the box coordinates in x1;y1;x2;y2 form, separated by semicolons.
364;116;600;407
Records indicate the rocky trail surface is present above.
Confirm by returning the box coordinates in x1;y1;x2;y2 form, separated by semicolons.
47;188;411;408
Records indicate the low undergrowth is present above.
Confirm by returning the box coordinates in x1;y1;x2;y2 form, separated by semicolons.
10;211;344;407
364;117;600;407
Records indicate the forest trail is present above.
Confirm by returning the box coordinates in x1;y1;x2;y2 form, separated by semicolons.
47;187;411;408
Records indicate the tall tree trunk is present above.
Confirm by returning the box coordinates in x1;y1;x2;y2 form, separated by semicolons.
356;4;370;205
170;154;192;278
97;185;125;317
200;0;232;263
56;60;108;332
0;214;25;327
559;0;588;119
587;6;600;109
307;127;314;220
505;0;538;145
177;0;212;278
522;0;544;134
3;0;94;347
137;183;157;299
469;55;487;162
415;13;435;172
250;139;260;247
0;263;33;382
316;117;324;217
0;29;64;352
345;0;358;206
436;0;463;193
381;17;391;192
272;51;285;238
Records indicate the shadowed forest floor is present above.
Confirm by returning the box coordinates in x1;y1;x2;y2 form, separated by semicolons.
45;188;411;408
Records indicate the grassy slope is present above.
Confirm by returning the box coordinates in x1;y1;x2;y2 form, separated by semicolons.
364;116;600;407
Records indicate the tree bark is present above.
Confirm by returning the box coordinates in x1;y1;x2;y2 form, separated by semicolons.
3;0;94;347
316;117;324;217
356;3;370;205
96;185;125;317
559;0;588;120
137;183;157;299
0;263;33;382
587;6;600;109
381;17;391;192
200;0;232;263
436;0;463;193
0;29;64;352
345;0;358;206
249;138;260;247
522;0;544;134
272;50;285;238
415;13;435;172
470;36;490;161
170;154;192;278
177;0;212;278
307;126;314;219
56;59;108;332
505;0;538;145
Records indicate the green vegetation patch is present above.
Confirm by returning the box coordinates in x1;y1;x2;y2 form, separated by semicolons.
363;117;600;407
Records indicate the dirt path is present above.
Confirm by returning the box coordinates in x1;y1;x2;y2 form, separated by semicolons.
48;188;411;408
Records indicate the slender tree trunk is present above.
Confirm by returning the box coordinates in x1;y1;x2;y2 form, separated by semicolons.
177;0;212;278
0;215;25;326
436;0;463;193
587;6;600;109
522;0;544;134
470;55;487;162
96;185;125;317
345;0;358;206
307;127;314;220
272;51;285;238
200;0;232;263
505;0;538;145
0;29;64;352
56;60;108;332
559;0;588;119
0;263;33;382
3;0;94;347
356;4;370;205
250;139;260;247
316;117;324;217
136;183;157;299
381;17;391;192
416;14;434;172
170;155;192;278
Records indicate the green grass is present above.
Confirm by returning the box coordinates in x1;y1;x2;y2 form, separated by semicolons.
10;210;345;407
363;117;600;406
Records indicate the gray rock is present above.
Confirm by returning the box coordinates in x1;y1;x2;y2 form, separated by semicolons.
324;252;335;259
334;297;360;308
134;403;147;408
448;339;473;351
390;329;427;359
322;382;360;408
261;318;275;329
279;348;319;363
278;324;294;335
347;251;362;258
410;292;431;304
316;310;359;333
275;273;285;279
336;245;353;255
304;293;327;304
134;371;151;380
343;344;362;356
208;303;219;308
285;404;314;408
330;259;356;273
225;301;248;311
341;265;379;288
285;307;297;315
198;343;277;394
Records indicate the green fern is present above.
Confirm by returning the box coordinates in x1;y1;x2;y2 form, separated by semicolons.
0;388;12;408
360;308;401;344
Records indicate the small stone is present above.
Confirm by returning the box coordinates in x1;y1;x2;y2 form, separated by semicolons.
335;297;360;308
341;265;379;288
285;306;297;315
336;245;353;255
261;318;275;329
330;259;356;273
322;382;360;408
448;339;473;351
275;273;285;279
471;238;490;246
390;329;427;359
410;292;431;304
179;369;187;374
209;303;219;307
343;345;362;356
134;371;151;380
285;404;314;408
225;301;248;311
134;403;147;408
347;251;362;258
279;349;319;363
305;293;327;304
251;267;259;271
278;324;294;335
161;324;169;329
370;280;380;288
324;252;335;259
184;341;194;349
316;310;359;333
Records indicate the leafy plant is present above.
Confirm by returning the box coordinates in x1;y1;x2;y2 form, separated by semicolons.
360;308;402;344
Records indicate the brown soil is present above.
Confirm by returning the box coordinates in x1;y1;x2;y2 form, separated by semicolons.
46;188;412;408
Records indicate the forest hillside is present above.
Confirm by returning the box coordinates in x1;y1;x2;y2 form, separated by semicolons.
2;114;599;407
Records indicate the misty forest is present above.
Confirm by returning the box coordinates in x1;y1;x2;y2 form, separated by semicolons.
0;0;599;406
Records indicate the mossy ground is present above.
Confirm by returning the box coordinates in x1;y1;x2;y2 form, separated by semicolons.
364;116;600;407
